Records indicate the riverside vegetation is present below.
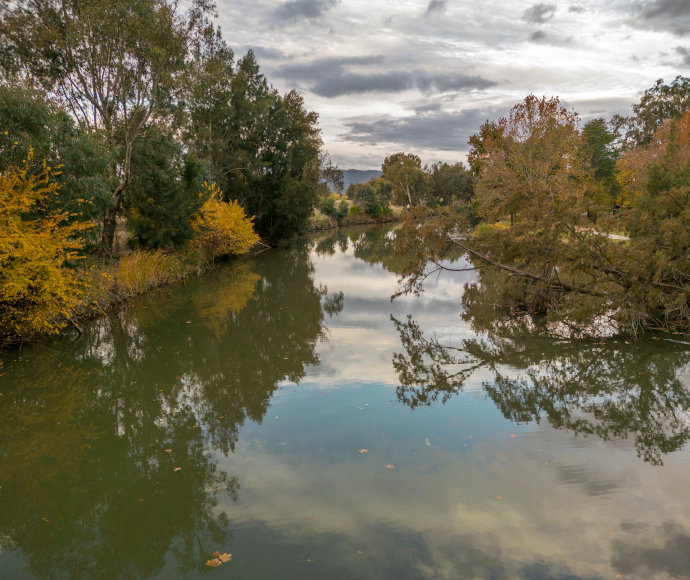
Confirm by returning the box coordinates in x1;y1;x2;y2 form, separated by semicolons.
0;0;687;347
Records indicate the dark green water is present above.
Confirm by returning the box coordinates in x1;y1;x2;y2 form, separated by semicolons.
1;226;690;579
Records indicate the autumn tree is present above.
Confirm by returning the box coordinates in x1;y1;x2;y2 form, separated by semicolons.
396;95;690;335
472;95;596;224
381;152;427;206
0;151;92;346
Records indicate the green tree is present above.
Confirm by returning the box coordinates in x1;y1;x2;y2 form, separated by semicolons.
222;52;323;241
125;127;207;250
181;24;235;187
381;152;427;206
320;158;345;194
582;118;621;209
626;76;690;147
0;82;115;247
348;178;393;217
0;0;214;254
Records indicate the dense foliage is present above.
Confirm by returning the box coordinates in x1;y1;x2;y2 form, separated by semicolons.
0;0;335;344
0;152;92;346
396;82;690;336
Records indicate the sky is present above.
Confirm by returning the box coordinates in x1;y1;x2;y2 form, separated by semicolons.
215;0;690;169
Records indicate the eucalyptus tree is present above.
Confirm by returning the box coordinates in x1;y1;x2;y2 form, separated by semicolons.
381;152;427;206
0;0;215;254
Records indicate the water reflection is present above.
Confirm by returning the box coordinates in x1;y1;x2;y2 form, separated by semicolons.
0;243;342;578
392;264;690;466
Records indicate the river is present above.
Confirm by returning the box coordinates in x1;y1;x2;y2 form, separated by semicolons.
1;225;689;579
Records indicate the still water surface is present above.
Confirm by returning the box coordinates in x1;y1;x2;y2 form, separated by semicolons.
1;226;690;579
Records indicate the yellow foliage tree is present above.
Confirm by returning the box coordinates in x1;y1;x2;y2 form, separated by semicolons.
192;183;260;261
0;149;92;345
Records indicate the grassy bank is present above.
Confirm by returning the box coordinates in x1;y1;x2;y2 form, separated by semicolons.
309;205;405;231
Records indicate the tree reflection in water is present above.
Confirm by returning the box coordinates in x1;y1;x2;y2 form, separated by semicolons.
0;242;342;578
392;263;690;467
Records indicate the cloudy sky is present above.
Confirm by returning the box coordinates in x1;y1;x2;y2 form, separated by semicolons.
215;0;690;168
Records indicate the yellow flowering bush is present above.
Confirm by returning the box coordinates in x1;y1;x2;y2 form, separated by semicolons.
0;149;92;344
192;183;260;261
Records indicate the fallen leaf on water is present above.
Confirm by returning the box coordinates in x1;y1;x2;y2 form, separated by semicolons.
206;559;221;568
385;464;394;469
212;551;220;557
186;321;192;324
358;449;368;454
173;467;182;472
218;553;232;563
509;434;517;438
306;516;311;520
165;449;172;453
615;575;623;579
425;438;431;447
356;551;363;555
494;494;503;500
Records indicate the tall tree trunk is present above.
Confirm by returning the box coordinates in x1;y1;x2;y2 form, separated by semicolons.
99;139;134;256
100;204;118;256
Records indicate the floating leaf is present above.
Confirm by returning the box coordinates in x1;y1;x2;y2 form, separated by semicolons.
164;449;172;453
385;464;394;469
358;449;368;454
509;434;517;438
494;494;503;500
212;551;220;558
173;467;182;472
218;553;232;563
206;558;221;568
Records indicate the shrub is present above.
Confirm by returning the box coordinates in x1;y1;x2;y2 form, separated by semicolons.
0;149;92;344
192;183;260;261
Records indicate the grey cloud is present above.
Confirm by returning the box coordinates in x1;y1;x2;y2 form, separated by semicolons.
523;3;557;23
529;30;573;45
426;0;447;16
314;72;413;97
676;46;690;65
276;56;495;97
314;72;495;97
568;5;585;13
411;102;443;114
279;56;384;81
273;0;338;21
342;107;505;151
633;0;690;35
249;46;289;60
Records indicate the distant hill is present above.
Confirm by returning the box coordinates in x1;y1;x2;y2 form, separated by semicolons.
343;169;382;191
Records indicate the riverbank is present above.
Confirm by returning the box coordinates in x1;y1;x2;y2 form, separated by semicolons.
1;205;409;351
309;205;405;231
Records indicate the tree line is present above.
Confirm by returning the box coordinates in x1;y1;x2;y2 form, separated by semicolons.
395;76;690;335
0;0;333;345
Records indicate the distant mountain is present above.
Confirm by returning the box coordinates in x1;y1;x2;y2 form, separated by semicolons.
343;169;382;191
